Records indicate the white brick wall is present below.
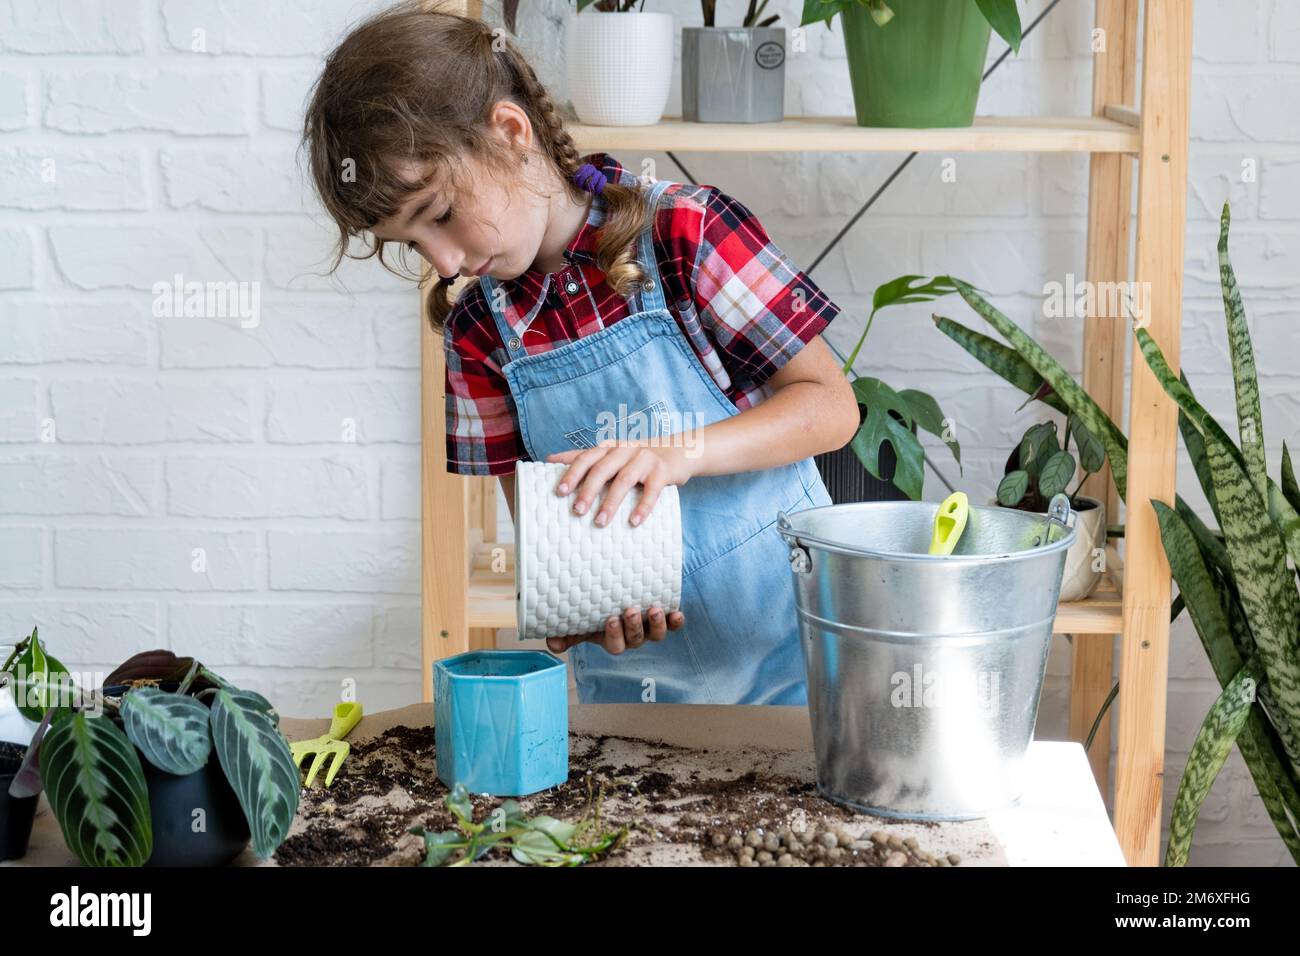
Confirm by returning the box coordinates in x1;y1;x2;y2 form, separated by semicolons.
1;0;1296;865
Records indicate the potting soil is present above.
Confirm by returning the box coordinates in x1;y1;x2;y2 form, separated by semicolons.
272;723;1001;867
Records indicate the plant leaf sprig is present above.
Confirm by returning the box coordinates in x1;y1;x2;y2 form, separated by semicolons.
411;780;628;866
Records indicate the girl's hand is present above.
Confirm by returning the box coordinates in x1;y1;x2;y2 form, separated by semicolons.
546;440;694;529
546;604;686;655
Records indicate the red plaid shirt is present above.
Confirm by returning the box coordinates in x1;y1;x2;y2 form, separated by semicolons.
444;152;843;476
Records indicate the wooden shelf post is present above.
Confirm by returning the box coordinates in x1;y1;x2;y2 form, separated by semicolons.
1113;0;1193;866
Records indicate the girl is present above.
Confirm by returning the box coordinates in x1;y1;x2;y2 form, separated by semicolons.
302;2;859;705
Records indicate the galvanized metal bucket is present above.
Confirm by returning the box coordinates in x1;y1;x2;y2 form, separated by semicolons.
777;494;1077;821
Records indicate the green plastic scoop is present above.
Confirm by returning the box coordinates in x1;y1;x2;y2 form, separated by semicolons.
927;491;970;556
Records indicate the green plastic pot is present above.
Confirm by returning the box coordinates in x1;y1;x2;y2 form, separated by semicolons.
842;0;993;128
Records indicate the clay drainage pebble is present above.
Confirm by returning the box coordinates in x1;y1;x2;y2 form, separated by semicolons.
273;726;966;867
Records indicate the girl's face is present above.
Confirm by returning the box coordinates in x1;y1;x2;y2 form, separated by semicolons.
369;150;547;283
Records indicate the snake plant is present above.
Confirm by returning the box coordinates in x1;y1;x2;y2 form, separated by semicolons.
929;203;1300;866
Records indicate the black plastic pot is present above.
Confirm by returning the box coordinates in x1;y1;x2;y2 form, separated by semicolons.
100;684;251;867
0;741;38;862
814;402;915;504
140;751;250;867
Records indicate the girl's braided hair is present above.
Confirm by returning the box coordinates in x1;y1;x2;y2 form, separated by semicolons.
300;0;650;335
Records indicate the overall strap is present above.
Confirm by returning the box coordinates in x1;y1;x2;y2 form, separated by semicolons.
483;176;676;357
478;273;536;361
630;178;675;314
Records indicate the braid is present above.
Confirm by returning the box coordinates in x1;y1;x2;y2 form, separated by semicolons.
499;41;650;298
303;4;653;336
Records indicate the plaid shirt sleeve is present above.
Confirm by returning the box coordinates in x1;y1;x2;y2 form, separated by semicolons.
679;185;842;394
443;285;527;477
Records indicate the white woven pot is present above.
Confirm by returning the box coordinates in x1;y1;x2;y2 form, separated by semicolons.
565;12;673;126
514;461;683;641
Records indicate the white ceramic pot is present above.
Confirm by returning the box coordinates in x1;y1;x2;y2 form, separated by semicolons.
0;683;38;748
514;461;683;641
1055;495;1107;602
988;494;1107;603
566;12;673;126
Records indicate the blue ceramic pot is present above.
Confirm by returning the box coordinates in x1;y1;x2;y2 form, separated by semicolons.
434;650;568;797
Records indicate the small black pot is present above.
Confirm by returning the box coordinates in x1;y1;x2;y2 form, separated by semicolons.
814;402;915;504
141;752;251;867
100;684;251;867
0;741;38;862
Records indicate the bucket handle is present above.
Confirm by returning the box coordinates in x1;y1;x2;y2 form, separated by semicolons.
1033;493;1077;548
776;511;813;574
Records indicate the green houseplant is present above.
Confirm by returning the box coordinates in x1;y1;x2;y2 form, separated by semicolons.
700;0;779;27
799;0;1022;127
6;633;300;867
927;204;1300;865
994;416;1110;602
683;0;786;123
1131;204;1300;866
825;274;963;502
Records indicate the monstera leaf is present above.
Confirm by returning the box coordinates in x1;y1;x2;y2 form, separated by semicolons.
120;687;212;776
850;377;924;500
41;711;152;867
209;687;299;859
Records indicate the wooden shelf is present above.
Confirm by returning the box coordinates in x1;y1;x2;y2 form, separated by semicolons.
571;114;1140;155
429;0;1191;867
468;541;516;631
468;538;1128;635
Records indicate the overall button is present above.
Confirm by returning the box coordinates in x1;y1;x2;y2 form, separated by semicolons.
507;336;521;351
642;279;655;292
564;280;579;295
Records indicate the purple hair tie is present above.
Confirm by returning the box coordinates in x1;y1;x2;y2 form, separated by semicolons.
573;163;608;194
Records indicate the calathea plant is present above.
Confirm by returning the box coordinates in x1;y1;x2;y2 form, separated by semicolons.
9;637;299;867
997;415;1107;512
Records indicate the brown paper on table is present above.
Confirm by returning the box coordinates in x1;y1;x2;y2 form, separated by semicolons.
6;703;1007;867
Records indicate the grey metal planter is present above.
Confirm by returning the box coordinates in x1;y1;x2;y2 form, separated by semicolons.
682;27;785;123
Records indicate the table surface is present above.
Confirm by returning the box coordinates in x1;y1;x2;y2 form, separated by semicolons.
985;741;1126;866
4;702;1127;867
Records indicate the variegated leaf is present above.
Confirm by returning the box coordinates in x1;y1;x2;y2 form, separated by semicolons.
1154;501;1300;862
1165;662;1262;867
1204;435;1300;767
209;687;299;859
1218;202;1268;499
950;279;1128;501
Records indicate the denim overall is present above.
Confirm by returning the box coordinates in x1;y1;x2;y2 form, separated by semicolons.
481;177;832;705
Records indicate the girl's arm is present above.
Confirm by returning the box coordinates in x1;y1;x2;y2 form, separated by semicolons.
548;335;859;529
684;336;859;479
